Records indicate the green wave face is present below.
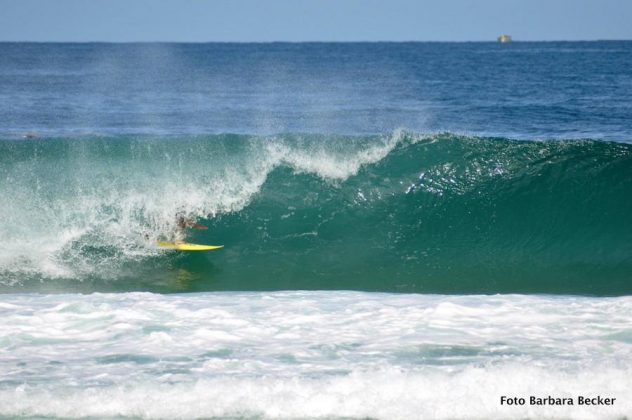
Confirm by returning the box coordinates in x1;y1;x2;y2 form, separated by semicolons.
1;132;631;295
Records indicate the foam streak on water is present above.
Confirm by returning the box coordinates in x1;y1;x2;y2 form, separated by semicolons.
0;291;630;419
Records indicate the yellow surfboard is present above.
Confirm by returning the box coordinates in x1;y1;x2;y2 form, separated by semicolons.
157;240;224;251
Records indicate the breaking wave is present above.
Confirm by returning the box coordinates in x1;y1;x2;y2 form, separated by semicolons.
1;131;631;294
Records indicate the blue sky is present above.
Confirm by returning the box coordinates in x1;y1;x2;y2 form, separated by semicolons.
1;0;631;42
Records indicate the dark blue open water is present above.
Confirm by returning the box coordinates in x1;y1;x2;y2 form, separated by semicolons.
2;42;631;139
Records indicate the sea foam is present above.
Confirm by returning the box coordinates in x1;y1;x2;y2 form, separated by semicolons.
0;292;630;418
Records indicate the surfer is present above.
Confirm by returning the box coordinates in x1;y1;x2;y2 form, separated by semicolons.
154;212;221;251
175;213;208;242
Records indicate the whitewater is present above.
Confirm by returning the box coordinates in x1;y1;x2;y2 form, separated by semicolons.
2;292;631;419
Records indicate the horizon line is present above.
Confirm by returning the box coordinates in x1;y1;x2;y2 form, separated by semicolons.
1;39;630;44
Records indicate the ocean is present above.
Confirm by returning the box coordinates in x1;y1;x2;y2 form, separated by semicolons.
0;41;631;418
